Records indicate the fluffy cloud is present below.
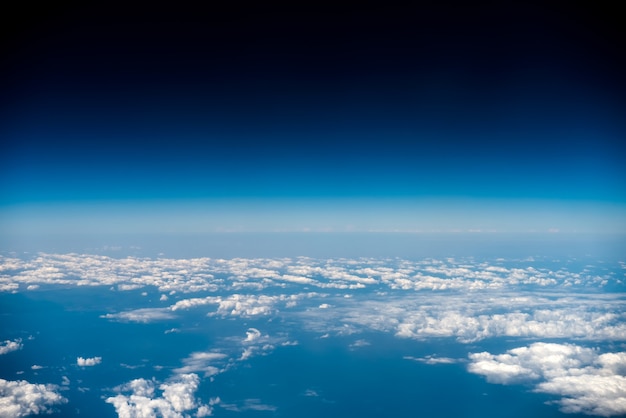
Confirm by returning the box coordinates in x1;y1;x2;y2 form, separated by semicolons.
244;328;262;343
468;343;626;416
1;252;617;295
106;374;218;418
2;252;625;416
334;294;626;343
0;339;22;355
77;356;102;367
0;379;67;417
171;293;315;318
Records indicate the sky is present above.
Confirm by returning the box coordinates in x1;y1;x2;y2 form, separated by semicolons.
1;2;625;235
1;7;626;414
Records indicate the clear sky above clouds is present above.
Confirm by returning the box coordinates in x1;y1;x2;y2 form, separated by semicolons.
1;3;624;234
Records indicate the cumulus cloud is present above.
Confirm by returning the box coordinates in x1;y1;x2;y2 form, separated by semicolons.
77;356;102;367
106;374;218;418
0;339;22;355
0;379;67;417
2;252;616;296
468;343;626;416
244;328;262;343
2;252;626;416
337;294;626;343
171;293;315;318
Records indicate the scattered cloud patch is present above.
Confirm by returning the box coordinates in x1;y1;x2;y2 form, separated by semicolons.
101;308;175;323
220;398;277;412
106;373;217;418
404;355;459;365
4;253;618;296
2;252;626;416
0;339;22;355
0;379;67;417
77;357;102;367
349;339;370;350
468;343;626;416
173;352;227;377
244;328;262;343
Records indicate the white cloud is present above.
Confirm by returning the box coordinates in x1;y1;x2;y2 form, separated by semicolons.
0;339;22;355
171;293;315;318
101;308;175;323
117;284;144;291
173;352;227;376
337;294;626;343
1;253;620;306
239;347;255;361
106;374;217;418
404;355;459;365
220;398;277;412
349;339;370;349
0;379;67;417
468;343;626;416
77;356;102;367
3;252;626;416
244;328;261;343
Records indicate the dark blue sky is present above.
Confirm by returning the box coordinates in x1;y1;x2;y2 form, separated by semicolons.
1;2;625;233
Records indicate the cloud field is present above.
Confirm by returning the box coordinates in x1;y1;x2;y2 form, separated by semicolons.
0;252;624;416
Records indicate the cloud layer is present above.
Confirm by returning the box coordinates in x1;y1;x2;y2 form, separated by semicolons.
1;252;625;416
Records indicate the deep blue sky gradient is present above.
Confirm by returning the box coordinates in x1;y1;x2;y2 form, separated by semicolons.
1;2;625;232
